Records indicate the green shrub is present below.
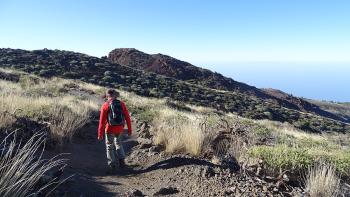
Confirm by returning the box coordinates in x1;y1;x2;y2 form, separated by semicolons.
249;144;350;176
309;149;350;176
248;145;313;172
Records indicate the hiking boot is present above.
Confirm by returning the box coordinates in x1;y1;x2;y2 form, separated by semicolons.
119;159;126;169
106;164;117;175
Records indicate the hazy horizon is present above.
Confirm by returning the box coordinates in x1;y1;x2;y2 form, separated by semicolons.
198;61;349;102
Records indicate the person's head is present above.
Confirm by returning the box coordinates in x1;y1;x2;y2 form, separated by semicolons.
105;89;119;100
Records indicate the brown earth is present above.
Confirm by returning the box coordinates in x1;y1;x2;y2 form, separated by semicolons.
45;119;303;197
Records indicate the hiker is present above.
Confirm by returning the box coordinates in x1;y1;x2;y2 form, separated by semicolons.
98;89;132;174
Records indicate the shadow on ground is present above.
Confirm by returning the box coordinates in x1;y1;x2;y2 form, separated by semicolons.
139;157;218;173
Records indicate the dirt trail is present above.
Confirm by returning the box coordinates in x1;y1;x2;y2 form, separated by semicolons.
48;119;190;197
42;89;228;196
46;119;224;197
46;118;303;197
46;120;139;196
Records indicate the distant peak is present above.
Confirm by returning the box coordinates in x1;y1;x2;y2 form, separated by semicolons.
110;48;139;52
110;48;171;57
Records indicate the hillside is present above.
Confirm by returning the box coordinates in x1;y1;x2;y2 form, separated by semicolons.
0;48;349;133
108;48;345;122
108;48;263;95
1;68;349;196
306;99;350;122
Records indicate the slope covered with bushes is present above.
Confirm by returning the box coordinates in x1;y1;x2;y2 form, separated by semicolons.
109;48;346;123
0;48;349;133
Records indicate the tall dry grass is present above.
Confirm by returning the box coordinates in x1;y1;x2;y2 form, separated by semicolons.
257;120;325;142
119;89;166;110
153;108;205;155
0;132;65;197
227;134;248;161
48;104;91;146
0;112;16;129
152;107;256;158
0;72;99;146
305;163;340;197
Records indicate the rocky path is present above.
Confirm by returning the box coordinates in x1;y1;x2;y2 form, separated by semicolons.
47;119;139;197
46;120;303;197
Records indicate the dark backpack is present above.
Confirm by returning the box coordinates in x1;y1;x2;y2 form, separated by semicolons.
108;99;125;126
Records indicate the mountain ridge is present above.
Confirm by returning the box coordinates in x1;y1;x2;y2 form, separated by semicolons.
108;48;348;123
108;48;267;96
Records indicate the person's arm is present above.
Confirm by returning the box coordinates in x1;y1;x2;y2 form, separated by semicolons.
98;104;108;140
121;101;132;135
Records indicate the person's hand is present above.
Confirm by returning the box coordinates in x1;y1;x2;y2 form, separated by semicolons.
128;131;132;136
98;136;103;141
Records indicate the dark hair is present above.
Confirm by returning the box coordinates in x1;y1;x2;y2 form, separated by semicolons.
106;89;119;98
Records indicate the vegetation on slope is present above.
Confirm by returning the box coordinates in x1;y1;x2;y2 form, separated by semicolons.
1;48;349;133
109;48;346;123
108;48;263;94
0;68;99;146
115;75;350;178
307;99;350;122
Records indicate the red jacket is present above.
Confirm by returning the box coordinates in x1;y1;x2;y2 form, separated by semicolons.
98;99;132;139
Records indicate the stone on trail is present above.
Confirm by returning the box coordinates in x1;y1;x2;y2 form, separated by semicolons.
153;186;179;196
126;189;144;197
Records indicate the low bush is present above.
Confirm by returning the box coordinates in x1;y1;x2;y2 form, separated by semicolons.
248;145;313;173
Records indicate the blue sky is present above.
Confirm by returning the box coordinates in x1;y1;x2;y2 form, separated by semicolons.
0;0;349;101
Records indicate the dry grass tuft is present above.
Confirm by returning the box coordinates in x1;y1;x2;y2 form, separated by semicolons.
153;109;204;155
0;132;65;197
120;89;166;110
228;134;249;161
305;163;340;197
257;119;325;142
0;112;16;129
48;104;91;146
